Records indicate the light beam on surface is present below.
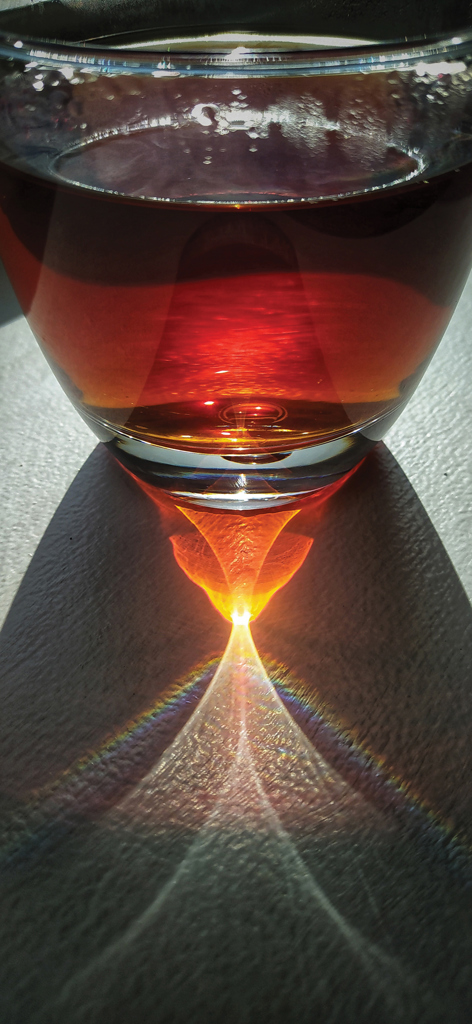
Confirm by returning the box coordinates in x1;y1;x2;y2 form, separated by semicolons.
44;619;416;1023
21;493;451;1022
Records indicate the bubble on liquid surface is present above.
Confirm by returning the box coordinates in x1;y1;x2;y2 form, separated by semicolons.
53;121;422;204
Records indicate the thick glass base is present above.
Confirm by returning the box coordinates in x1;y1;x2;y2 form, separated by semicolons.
105;427;379;509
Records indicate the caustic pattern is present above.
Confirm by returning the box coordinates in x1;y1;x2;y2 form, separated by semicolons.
4;498;470;1023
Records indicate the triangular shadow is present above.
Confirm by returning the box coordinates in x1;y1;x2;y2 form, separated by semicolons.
0;444;228;798
1;442;472;1024
253;443;472;843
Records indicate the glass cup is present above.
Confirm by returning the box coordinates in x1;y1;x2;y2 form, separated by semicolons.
0;3;472;508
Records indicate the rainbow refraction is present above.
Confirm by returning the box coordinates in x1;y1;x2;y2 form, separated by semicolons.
4;499;463;868
3;490;466;1024
17;601;463;1021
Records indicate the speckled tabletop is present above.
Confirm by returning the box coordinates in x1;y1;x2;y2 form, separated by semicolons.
0;262;471;1023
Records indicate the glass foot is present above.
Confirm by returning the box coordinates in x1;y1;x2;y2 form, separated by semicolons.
105;430;376;509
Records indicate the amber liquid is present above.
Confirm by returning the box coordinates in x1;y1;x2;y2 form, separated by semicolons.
1;159;472;455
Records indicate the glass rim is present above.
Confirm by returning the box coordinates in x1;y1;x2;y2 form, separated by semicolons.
1;26;472;76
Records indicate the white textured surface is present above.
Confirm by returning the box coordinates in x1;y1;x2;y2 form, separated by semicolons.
388;272;472;601
0;316;95;623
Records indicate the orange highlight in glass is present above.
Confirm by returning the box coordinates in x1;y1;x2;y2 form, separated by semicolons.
170;507;313;622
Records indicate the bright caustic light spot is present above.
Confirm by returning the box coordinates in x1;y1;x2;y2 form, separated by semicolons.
171;506;313;622
232;609;251;626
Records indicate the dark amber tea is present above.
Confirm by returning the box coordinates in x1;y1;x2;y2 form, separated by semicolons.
1;159;472;452
1;27;472;504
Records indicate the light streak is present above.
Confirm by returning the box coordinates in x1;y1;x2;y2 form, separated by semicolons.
11;489;463;1021
44;620;413;1021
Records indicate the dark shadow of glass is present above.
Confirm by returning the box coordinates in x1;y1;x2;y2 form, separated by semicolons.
254;445;472;844
0;259;22;326
0;442;471;1024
